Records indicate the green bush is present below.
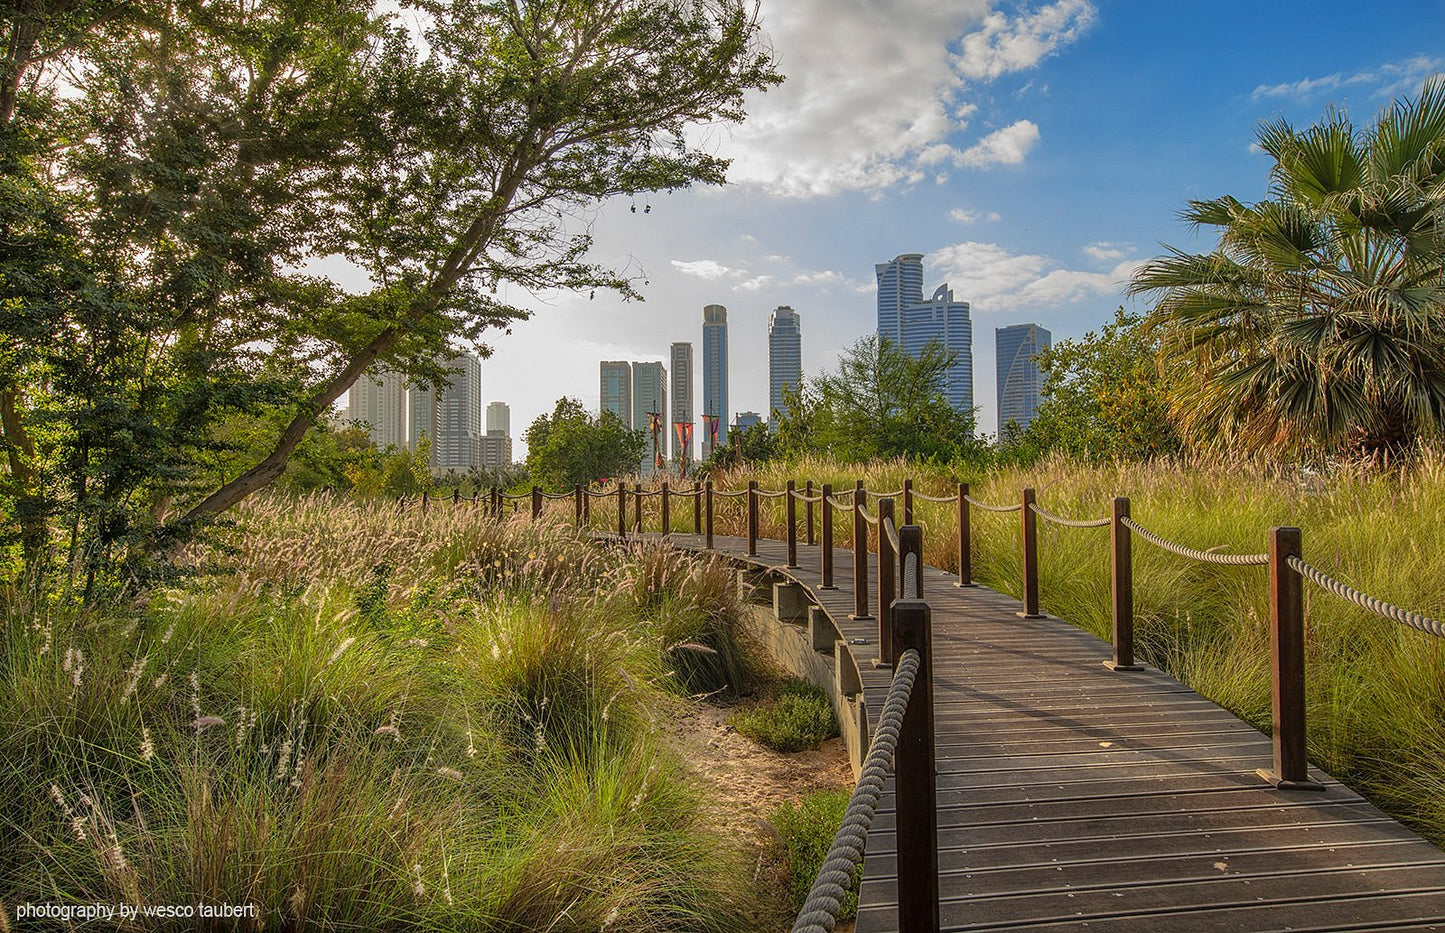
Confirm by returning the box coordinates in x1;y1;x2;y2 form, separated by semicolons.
770;788;855;918
731;679;837;752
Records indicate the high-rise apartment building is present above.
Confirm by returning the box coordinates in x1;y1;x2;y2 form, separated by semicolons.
599;361;633;428
433;354;482;472
768;306;802;428
408;383;437;457
632;361;668;474
996;323;1051;436
669;342;694;463
485;401;511;437
876;253;974;414
348;367;407;449
701;304;729;459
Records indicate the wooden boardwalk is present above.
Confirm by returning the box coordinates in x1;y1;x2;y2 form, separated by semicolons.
655;531;1445;932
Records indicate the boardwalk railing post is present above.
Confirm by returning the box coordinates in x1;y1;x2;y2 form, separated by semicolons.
877;498;896;665
786;480;798;567
805;480;816;546
903;478;914;525
851;481;872;621
453;488;461;505
892;596;938;933
531;486;542;522
820;483;835;589
574;484;583;526
582;484;591;525
634;483;643;534
422;490;430;514
693;481;702;534
704;480;714;549
661;481;671;536
1107;496;1141;671
956;482;974;587
617;484;627;540
1261;526;1322;790
1019;487;1042;618
747;480;759;557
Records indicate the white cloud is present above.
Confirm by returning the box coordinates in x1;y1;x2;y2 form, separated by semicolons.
708;0;1091;197
949;207;1002;224
1251;55;1445;102
926;240;1140;312
955;0;1097;81
1082;241;1130;261
670;259;736;280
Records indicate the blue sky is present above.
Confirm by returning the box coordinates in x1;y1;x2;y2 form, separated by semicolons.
472;0;1445;454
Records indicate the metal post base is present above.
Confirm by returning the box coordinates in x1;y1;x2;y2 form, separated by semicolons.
1257;768;1325;791
1102;660;1144;672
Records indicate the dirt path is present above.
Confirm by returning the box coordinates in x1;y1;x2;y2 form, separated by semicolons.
668;698;857;932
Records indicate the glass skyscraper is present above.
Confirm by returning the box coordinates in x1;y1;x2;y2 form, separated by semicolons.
701;304;729;458
632;361;667;475
876;254;974;414
996;323;1051;436
599;361;632;429
768;306;802;428
670;342;694;462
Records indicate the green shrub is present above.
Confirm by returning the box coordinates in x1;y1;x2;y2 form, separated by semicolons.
731;679;837;752
770;788;855;918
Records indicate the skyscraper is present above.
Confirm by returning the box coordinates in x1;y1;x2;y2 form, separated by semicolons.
876;254;974;415
599;361;632;428
632;361;667;474
486;401;510;437
408;382;437;457
433;354;482;472
768;306;802;428
349;367;407;449
701;304;729;459
996;323;1051;436
669;342;694;463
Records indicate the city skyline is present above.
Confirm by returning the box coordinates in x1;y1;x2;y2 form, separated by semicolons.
996;323;1051;435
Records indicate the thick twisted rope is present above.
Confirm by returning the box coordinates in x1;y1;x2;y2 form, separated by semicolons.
912;491;958;503
757;489;789;498
904;551;919;599
882;516;901;555
872;488;904;498
792;491;825;503
1028;502;1111;529
1120;517;1267;566
825;495;854;511
792;648;922;933
856;506;879;526
963;495;1021;513
714;489;748;498
1288;556;1445;638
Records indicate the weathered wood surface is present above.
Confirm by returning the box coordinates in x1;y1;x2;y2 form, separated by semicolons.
646;531;1445;932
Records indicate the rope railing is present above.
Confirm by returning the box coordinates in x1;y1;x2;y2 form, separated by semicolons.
904;551;919;599
1028;501;1111;529
714;489;748;498
1120;516;1268;566
883;515;901;556
1287;556;1445;639
964;494;1021;513
912;491;958;503
756;489;789;498
824;495;853;511
792;491;825;503
792;648;921;933
856;506;879;526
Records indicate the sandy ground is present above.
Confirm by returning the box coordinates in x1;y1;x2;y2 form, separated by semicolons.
667;697;858;933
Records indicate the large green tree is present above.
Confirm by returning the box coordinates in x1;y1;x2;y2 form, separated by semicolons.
524;397;645;488
1130;78;1445;460
776;335;981;462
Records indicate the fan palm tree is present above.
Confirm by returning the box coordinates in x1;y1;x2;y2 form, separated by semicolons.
1129;77;1445;460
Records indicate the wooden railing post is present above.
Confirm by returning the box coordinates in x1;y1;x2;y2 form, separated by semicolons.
704;480;714;548
892;596;938;933
851;481;872;621
785;480;798;567
956;482;974;587
1106;497;1141;671
487;487;496;519
877;498;896;665
422;490;430;514
574;484;583;526
634;483;643;534
1261;526;1322;790
903;478;914;525
661;481;671;535
693;481;702;534
820;483;835;589
1019;487;1042;618
747;480;759;557
453;488;461;505
805;480;815;546
531;486;542;521
582;484;591;525
617;484;627;539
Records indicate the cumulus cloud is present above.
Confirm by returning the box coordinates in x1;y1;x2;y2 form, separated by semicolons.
709;1;1092;197
926;241;1140;312
949;207;1002;224
1082;241;1130;261
955;0;1097;81
1251;55;1445;102
670;259;737;280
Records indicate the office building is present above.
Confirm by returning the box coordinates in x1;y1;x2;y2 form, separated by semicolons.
996;323;1051;436
632;361;668;474
768;306;802;428
701;304;729;458
733;411;763;434
486;401;511;437
432;354;483;472
408;382;437;457
670;342;694;463
348;367;407;449
600;361;632;428
876;253;974;414
478;434;513;472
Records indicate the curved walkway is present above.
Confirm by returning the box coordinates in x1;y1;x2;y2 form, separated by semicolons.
652;531;1445;932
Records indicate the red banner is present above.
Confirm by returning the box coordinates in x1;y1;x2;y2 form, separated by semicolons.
647;410;662;433
702;413;719;445
674;421;694;452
